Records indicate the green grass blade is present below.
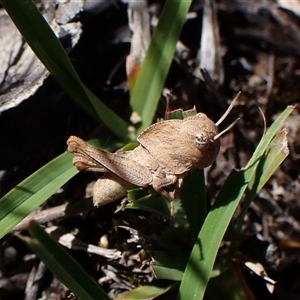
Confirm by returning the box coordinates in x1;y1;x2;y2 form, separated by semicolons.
0;138;122;240
178;105;294;300
226;128;290;260
150;251;188;281
130;0;192;133
1;0;128;139
126;192;171;217
180;169;206;236
237;128;290;229
18;221;109;300
115;282;176;300
0;152;77;240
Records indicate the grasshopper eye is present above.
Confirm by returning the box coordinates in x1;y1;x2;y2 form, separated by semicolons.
195;133;210;150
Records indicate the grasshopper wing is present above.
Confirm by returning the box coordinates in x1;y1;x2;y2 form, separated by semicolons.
67;136;152;187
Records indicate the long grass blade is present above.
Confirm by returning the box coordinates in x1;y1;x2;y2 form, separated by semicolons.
1;0;128;139
18;221;109;300
178;105;294;299
0;138;122;240
0;152;76;240
130;0;192;133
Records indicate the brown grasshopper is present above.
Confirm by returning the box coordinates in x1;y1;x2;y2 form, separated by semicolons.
67;93;240;214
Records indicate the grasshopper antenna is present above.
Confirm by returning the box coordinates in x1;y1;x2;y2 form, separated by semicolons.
214;92;241;140
214;118;240;140
215;91;241;126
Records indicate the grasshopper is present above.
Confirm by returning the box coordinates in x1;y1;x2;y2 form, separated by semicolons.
67;93;240;214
